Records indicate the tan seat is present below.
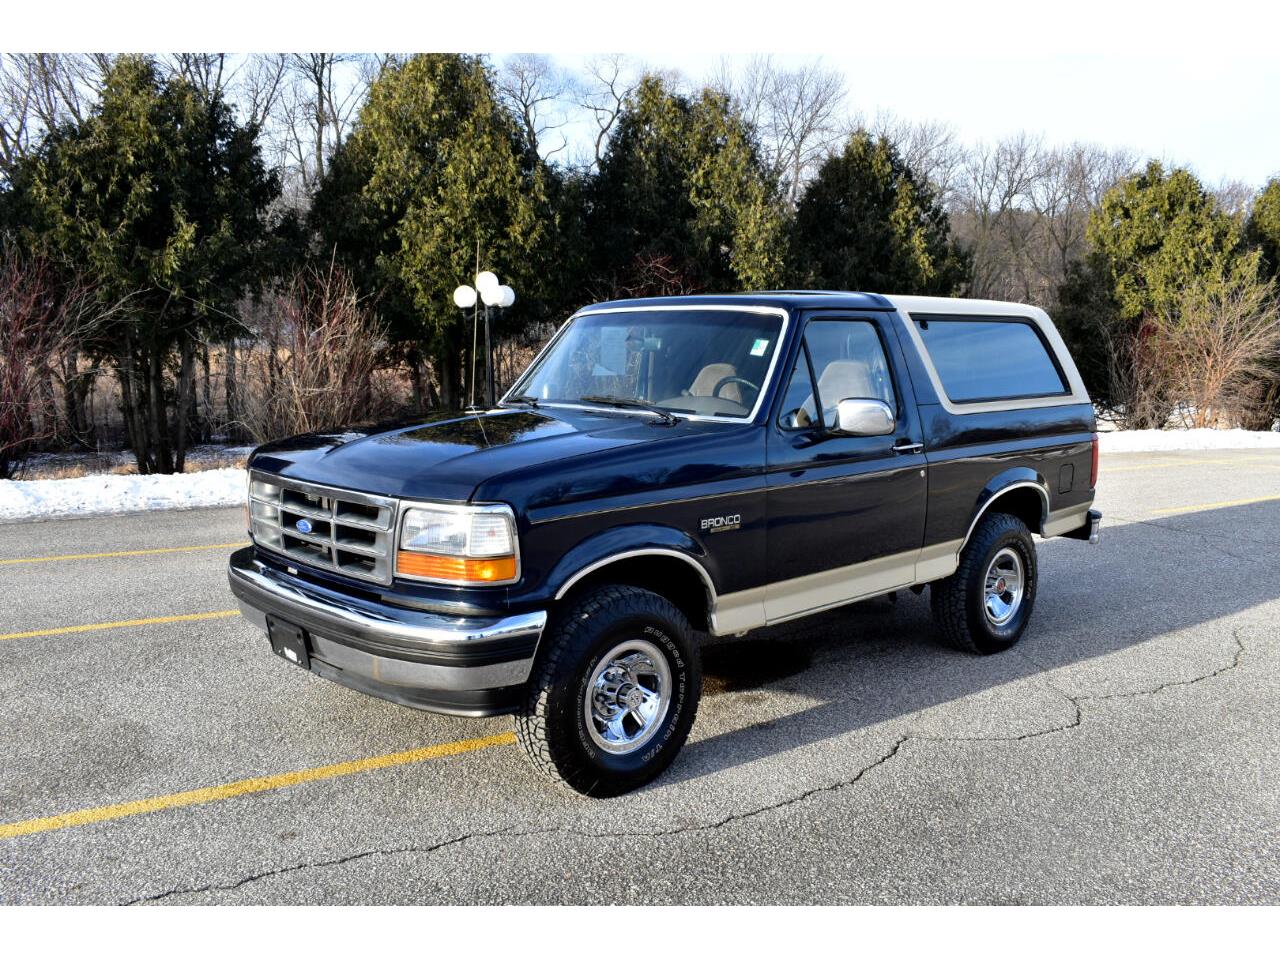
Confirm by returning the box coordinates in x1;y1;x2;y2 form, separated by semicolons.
801;359;878;425
688;363;742;405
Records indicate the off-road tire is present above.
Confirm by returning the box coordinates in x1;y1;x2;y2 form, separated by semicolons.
515;585;701;797
931;511;1037;655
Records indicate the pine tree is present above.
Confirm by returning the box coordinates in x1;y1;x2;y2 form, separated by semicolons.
788;131;968;295
1247;178;1280;280
1057;161;1263;422
311;54;552;407
11;55;279;472
587;76;787;295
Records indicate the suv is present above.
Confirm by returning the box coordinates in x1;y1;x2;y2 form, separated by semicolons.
229;293;1101;796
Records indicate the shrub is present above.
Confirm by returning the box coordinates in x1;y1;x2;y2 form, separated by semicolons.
1152;276;1280;429
237;265;397;444
0;252;99;479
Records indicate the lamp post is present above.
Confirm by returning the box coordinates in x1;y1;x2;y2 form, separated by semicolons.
453;272;516;408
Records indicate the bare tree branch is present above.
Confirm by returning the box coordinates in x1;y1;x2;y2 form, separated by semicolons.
498;54;573;159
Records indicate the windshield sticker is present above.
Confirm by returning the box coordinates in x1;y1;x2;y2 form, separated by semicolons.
750;338;770;357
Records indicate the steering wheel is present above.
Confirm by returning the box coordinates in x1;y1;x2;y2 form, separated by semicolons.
711;375;760;404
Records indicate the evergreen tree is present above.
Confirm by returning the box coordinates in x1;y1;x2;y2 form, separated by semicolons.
1247;178;1280;279
788;131;967;295
311;54;553;407
588;76;787;295
1057;161;1262;420
11;55;279;472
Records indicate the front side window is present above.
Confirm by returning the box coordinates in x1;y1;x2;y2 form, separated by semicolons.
511;309;784;418
915;316;1067;403
778;320;896;430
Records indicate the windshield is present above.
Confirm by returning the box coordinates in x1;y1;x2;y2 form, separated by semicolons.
509;309;785;419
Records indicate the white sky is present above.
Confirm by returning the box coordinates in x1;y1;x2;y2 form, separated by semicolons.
14;0;1280;187
531;51;1279;188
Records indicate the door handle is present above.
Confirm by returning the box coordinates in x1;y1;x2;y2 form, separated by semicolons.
892;440;924;454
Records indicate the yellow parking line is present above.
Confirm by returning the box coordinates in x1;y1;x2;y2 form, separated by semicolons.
0;542;247;566
1102;460;1189;474
1151;493;1280;516
0;733;517;840
1104;456;1280;474
0;610;240;642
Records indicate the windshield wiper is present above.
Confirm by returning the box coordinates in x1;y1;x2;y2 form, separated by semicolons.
580;395;680;424
502;394;540;408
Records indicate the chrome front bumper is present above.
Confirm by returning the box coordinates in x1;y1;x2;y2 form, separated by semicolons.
227;547;547;716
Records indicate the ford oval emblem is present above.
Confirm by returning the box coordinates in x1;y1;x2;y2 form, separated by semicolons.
295;518;313;534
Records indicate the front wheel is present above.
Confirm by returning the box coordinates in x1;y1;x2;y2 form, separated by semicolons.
515;585;701;797
931;511;1038;654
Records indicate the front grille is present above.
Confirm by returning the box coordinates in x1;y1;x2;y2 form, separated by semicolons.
248;471;397;585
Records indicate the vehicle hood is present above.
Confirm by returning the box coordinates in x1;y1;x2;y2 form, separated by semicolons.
248;407;705;502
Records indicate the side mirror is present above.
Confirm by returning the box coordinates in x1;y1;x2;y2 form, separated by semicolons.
834;398;895;436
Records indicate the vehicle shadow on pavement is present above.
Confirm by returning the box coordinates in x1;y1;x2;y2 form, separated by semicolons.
666;500;1280;786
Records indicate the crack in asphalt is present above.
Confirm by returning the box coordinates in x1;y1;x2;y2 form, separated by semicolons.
126;628;1250;905
122;830;515;905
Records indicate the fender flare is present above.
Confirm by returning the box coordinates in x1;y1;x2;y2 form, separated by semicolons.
960;468;1051;552
545;523;718;604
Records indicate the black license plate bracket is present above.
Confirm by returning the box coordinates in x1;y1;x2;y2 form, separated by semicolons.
267;615;311;670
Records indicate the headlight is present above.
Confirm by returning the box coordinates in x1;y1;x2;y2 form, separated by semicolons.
396;503;519;585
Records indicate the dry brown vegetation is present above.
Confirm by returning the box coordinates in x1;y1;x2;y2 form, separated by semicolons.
0;253;120;479
1155;278;1280;429
236;264;403;445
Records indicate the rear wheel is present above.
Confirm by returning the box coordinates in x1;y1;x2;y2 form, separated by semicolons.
931;511;1037;654
515;585;701;797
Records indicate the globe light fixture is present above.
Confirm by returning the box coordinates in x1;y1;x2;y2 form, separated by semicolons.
455;268;516;409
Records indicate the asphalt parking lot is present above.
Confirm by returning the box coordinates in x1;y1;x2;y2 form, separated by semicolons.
2;449;1278;904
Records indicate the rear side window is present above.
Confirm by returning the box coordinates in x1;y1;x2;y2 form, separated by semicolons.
914;317;1066;403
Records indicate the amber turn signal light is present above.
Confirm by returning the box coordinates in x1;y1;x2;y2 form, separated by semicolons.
396;551;518;583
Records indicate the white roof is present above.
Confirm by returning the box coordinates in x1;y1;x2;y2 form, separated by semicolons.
882;294;1047;319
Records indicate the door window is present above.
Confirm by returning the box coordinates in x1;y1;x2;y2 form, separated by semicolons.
778;320;896;430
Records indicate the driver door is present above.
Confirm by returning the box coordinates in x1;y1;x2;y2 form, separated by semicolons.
764;314;927;622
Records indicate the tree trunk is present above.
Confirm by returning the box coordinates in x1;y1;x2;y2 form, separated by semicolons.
407;347;425;413
437;344;460;410
225;337;239;435
147;342;174;474
201;342;212;442
173;335;196;473
118;335;154;474
423;361;440;410
60;347;94;447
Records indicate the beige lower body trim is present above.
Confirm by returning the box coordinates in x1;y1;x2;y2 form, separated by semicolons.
764;550;916;624
914;538;964;583
709;585;768;636
1043;505;1091;537
709;507;1093;636
710;547;943;636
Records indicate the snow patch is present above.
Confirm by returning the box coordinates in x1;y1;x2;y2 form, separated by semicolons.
4;428;1279;522
0;467;247;522
1099;429;1280;453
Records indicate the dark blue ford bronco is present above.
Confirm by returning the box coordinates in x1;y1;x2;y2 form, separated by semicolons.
229;292;1101;796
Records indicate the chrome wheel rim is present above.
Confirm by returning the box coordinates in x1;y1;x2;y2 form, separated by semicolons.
584;639;672;755
984;547;1025;627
